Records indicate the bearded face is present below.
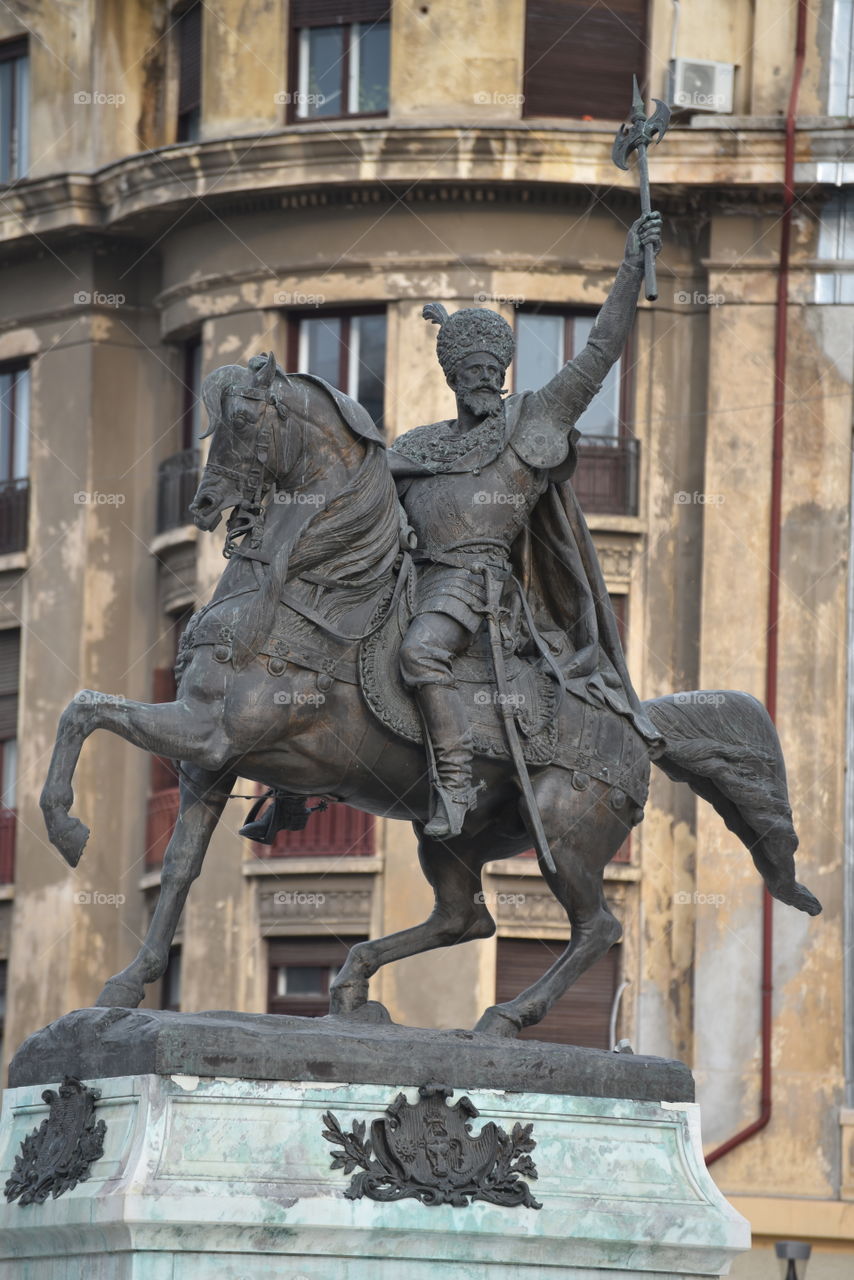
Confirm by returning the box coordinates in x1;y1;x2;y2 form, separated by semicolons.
451;352;507;421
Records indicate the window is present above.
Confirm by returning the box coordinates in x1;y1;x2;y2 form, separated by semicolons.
0;629;19;885
293;309;387;432
176;3;202;142
0;364;28;481
290;2;390;121
157;339;201;533
496;938;620;1047
514;311;624;437
0;38;28;183
815;191;854;303
523;1;646;121
160;946;181;1011
268;937;363;1017
830;1;854;117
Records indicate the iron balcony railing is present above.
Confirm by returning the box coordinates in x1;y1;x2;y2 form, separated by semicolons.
574;435;639;517
156;449;199;534
0;479;29;553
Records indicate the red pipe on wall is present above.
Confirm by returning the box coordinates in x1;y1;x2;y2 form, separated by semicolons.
705;0;809;1167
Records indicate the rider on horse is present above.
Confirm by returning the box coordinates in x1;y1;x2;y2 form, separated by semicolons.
387;211;664;839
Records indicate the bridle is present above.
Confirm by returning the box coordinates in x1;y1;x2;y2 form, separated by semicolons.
205;383;298;560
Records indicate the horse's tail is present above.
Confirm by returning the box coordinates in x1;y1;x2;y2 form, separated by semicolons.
643;691;821;917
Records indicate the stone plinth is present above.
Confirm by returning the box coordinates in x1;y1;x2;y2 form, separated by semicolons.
0;1072;749;1279
7;1005;694;1101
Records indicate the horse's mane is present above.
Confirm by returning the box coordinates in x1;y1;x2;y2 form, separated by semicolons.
231;362;400;667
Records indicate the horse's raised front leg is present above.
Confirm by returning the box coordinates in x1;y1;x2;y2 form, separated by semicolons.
40;690;231;866
329;829;497;1014
95;765;236;1009
474;775;626;1039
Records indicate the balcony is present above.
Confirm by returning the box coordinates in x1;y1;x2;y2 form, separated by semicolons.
0;807;15;883
0;479;28;553
156;449;199;534
574;436;639;517
145;787;180;870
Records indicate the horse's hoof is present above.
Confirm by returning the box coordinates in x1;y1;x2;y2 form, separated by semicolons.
94;975;145;1009
46;812;90;867
328;978;369;1015
473;1005;522;1038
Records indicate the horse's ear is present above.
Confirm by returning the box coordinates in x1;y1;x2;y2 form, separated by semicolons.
253;350;277;388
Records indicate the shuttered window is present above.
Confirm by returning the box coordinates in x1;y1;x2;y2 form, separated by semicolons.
268;937;364;1017
523;0;647;120
0;628;20;741
176;3;202;141
495;937;620;1047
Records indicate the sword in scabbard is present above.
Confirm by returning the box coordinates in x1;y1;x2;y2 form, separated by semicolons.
482;569;557;875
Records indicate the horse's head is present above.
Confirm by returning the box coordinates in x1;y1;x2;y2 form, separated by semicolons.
189;351;292;533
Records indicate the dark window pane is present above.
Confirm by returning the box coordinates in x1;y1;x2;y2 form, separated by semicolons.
352;313;386;430
181;338;202;449
514;314;564;393
0;59;12;184
0;369;28;481
161;947;181;1011
301;315;343;386
14;51;26;174
277;965;329;997
351;21;389;114
299;26;344;119
178;3;202;116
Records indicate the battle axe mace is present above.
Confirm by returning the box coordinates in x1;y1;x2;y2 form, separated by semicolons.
612;76;670;301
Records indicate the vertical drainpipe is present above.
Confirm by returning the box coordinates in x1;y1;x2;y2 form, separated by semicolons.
705;0;809;1166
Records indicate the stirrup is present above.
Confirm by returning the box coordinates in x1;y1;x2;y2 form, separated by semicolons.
424;785;479;839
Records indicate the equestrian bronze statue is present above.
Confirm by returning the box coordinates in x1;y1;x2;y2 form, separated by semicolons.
40;210;821;1040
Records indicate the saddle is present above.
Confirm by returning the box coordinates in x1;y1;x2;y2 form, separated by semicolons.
359;592;560;766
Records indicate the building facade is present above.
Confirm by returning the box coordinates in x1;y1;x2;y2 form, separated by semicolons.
0;0;852;1272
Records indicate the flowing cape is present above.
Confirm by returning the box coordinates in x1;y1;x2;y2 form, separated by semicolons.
517;476;662;745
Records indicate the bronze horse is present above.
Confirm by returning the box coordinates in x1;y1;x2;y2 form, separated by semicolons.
40;353;821;1036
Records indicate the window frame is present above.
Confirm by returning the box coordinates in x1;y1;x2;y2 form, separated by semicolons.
287;6;391;125
0;37;28;184
175;1;202;143
267;936;365;1017
0;362;29;481
512;306;633;440
286;304;388;434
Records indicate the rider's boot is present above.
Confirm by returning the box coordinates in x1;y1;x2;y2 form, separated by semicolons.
415;684;478;839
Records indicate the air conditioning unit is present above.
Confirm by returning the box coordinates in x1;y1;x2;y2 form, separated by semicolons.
669;58;735;114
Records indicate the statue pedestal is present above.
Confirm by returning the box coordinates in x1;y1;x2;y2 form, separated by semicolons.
0;1071;748;1279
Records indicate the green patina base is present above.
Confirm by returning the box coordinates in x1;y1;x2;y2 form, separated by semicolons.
0;1074;749;1278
